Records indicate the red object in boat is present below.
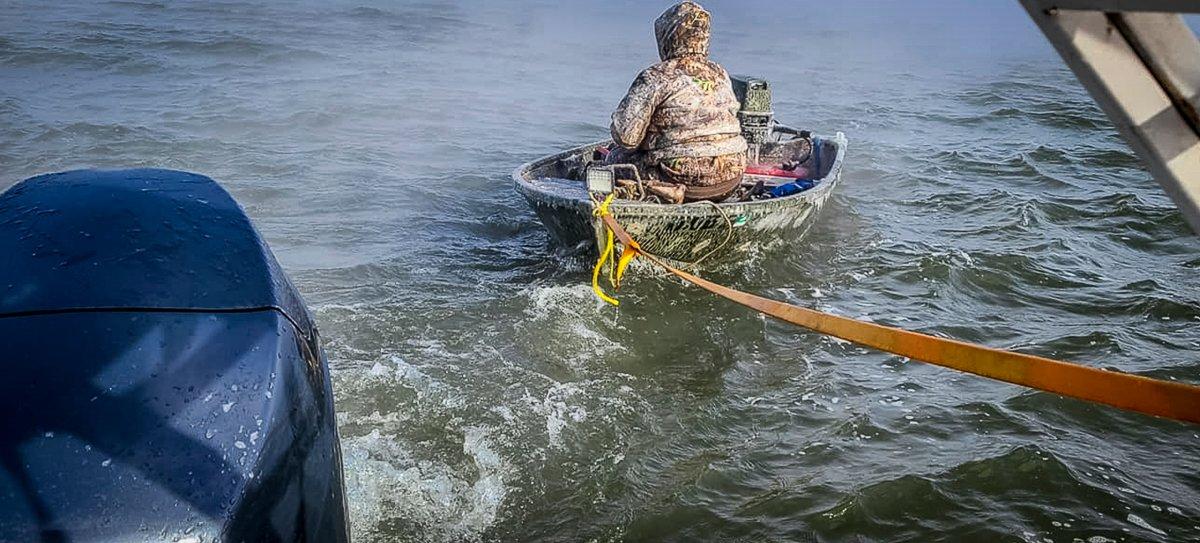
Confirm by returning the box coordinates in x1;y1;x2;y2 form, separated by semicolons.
745;165;807;178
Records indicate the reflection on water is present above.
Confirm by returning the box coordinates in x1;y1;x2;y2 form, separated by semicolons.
2;0;1198;541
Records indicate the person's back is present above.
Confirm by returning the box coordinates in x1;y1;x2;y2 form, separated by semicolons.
608;1;748;203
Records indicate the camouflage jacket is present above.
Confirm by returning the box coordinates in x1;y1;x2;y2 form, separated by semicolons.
610;2;747;163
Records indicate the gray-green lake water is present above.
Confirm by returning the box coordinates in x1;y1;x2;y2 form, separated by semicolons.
2;1;1198;541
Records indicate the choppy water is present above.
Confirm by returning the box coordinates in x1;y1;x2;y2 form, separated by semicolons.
3;1;1200;541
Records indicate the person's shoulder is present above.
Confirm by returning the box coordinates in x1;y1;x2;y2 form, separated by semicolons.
628;61;673;90
638;61;673;79
703;59;732;80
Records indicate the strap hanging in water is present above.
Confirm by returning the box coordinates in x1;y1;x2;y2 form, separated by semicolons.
590;193;629;306
595;212;1200;425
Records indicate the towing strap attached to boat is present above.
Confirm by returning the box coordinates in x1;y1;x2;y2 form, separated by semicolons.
592;208;1200;425
591;192;638;306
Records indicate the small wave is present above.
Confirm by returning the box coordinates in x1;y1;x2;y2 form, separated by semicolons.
1024;330;1125;360
929;149;1046;181
0;44;114;67
810;445;1125;541
155;35;280;57
1075;147;1142;169
826;412;900;443
989;105;1108;131
33;122;162;142
105;0;165;9
1023;144;1072;166
337;4;473;37
344;6;402;20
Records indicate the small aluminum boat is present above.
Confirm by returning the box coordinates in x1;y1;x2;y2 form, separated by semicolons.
514;127;847;264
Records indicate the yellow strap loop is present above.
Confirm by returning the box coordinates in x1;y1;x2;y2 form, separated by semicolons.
590;193;621;306
597;213;1200;425
592;191;614;218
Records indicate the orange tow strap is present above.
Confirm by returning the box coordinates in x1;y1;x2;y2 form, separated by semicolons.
598;214;1200;425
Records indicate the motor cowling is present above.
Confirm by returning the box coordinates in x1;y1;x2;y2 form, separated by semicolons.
731;76;773;162
0;169;350;542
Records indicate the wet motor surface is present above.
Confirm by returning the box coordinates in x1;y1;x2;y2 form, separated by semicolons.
1;1;1199;541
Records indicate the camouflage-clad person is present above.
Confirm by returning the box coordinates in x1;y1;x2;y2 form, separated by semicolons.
607;1;748;203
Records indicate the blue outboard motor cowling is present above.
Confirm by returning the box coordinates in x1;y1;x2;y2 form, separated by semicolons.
0;169;349;542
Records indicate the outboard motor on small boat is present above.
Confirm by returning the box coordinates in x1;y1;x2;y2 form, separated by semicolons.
0;170;349;542
731;76;773;163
